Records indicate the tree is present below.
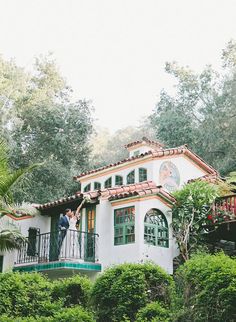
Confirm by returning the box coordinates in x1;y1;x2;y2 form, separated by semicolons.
0;54;94;203
151;40;236;175
172;181;218;262
0;140;39;251
174;253;236;322
90;120;155;168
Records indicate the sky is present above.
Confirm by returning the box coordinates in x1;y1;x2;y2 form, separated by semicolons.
1;0;236;132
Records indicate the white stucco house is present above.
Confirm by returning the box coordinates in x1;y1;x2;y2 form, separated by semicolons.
0;138;217;278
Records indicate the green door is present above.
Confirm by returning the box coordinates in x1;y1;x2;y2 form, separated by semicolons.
84;206;96;262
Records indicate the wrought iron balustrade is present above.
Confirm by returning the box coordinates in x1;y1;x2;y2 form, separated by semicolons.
15;229;99;265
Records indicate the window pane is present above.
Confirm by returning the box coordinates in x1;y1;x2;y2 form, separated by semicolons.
104;177;112;188
94;182;101;190
127;170;135;184
144;209;168;247
114;207;135;245
84;183;91;192
115;175;123;186
139;168;147;182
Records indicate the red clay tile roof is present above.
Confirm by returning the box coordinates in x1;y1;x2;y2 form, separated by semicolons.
188;174;223;184
104;181;175;204
37;191;100;210
74;145;217;181
37;181;175;210
125;137;164;149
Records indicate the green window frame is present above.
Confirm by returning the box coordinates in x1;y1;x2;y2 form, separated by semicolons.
144;209;169;248
114;206;135;245
104;177;112;188
94;182;101;190
127;170;135;184
84;183;91;192
139;167;147;182
115;175;123;186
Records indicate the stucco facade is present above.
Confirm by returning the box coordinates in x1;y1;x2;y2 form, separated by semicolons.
1;138;217;277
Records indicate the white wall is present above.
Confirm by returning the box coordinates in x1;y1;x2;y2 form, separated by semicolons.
95;197;174;274
0;214;50;272
81;155;206;194
81;159;153;191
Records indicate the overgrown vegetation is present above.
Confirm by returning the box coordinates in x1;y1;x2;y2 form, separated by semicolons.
1;255;236;321
172;181;219;262
91;262;174;322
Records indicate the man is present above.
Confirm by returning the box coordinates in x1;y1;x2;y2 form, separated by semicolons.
57;208;73;257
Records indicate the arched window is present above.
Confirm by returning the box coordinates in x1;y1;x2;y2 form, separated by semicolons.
84;183;91;192
144;209;169;248
139;168;147;182
115;175;123;186
94;182;101;190
104;177;112;188
127;170;135;184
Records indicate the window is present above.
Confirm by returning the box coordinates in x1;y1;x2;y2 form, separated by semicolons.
144;209;169;248
139;168;147;182
114;206;135;245
127;170;135;184
115;175;123;186
104;177;112;188
84;183;91;192
94;182;101;190
27;227;40;256
133;150;140;157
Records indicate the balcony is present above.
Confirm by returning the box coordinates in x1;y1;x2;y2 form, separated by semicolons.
14;230;101;277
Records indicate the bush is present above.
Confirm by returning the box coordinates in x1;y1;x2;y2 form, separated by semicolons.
52;306;95;322
0;272;60;318
136;302;171;322
174;252;236;322
51;274;92;308
91;262;174;322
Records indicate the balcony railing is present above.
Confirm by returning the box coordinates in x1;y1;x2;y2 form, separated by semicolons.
15;229;99;265
211;195;236;223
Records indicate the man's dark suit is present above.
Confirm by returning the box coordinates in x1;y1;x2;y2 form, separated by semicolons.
57;215;70;257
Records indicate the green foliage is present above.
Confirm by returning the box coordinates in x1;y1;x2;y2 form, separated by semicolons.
0;54;94;204
91;262;174;322
53;306;95;322
151;40;236;175
174;252;236;322
172;181;218;262
136;302;171;322
0;272;60;318
51;274;92;308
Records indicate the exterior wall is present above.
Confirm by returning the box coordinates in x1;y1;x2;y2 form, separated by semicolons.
81;159;153;192
81;155;207;193
95;197;174;274
128;145;156;157
153;156;206;190
0;214;50;272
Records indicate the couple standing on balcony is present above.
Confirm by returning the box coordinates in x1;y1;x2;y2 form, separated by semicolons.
57;199;86;257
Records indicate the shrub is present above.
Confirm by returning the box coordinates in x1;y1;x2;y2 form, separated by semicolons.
52;306;95;322
51;274;92;308
0;272;60;318
136;302;171;322
91;262;174;322
174;252;236;322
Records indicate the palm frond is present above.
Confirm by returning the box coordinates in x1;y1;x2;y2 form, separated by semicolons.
0;202;39;218
0;228;26;252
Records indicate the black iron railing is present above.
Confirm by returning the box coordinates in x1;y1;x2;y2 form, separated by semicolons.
15;230;99;265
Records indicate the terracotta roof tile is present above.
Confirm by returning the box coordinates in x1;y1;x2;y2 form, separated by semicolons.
125;137;164;149
74;145;217;181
